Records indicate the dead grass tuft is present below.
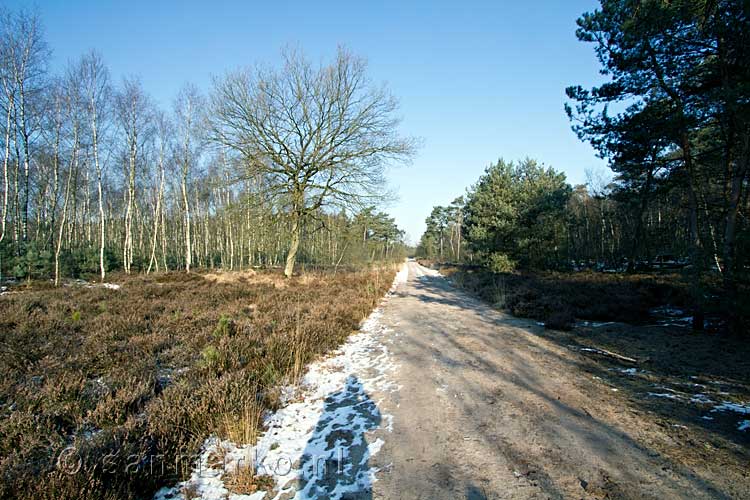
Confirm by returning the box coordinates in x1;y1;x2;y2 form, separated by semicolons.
223;465;274;495
222;392;263;445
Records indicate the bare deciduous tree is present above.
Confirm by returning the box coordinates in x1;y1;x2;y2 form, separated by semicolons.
209;47;416;277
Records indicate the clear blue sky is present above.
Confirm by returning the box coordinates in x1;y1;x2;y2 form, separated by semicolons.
15;0;607;244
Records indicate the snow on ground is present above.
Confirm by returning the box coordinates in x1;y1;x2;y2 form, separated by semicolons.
653;317;695;327
84;282;121;290
614;368;639;376
711;401;750;415
709;401;750;432
577;321;616;328
642;388;750;431
689;394;715;405
155;262;408;500
0;280;120;295
647;392;683;400
650;306;686;316
647;305;694;327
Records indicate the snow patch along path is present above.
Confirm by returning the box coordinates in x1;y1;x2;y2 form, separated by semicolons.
155;263;408;500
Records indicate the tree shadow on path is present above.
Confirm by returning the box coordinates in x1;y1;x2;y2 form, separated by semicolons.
294;375;381;499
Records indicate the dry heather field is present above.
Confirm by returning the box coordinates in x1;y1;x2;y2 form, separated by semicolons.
0;267;395;499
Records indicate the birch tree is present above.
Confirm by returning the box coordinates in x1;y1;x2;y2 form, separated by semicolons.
0;13;17;274
174;83;203;272
54;67;82;285
115;77;152;274
3;9;47;242
80;51;110;281
147;111;170;273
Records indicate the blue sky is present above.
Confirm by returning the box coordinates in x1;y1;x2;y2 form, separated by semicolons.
14;0;607;244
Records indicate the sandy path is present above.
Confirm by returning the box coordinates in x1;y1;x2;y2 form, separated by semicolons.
366;261;730;499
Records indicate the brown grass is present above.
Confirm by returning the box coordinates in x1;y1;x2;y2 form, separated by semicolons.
0;266;396;499
203;269;257;283
221;390;263;445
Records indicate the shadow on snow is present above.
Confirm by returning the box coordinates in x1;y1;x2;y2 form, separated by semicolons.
293;375;380;500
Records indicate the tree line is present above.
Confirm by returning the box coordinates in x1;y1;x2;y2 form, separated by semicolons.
0;9;414;283
418;158;690;270
418;0;749;331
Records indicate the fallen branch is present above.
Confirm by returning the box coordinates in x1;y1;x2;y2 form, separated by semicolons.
578;346;638;364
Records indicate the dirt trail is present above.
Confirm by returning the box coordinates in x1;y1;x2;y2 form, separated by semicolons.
365;261;738;499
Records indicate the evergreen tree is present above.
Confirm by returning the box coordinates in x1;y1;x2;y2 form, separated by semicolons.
463;158;571;271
